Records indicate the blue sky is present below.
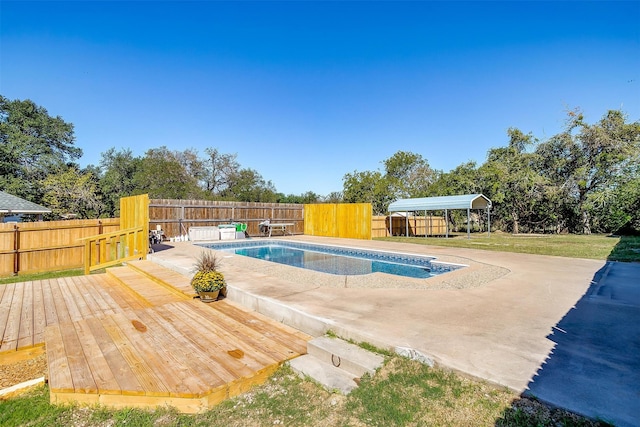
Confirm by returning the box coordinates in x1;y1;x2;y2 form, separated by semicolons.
2;1;639;196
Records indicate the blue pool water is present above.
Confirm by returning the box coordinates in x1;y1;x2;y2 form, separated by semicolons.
200;240;461;279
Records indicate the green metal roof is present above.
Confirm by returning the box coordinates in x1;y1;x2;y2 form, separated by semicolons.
0;191;51;214
388;194;491;212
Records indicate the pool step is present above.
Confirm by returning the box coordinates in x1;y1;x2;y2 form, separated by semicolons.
288;336;384;394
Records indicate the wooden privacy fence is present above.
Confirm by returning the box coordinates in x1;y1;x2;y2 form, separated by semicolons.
372;215;447;238
304;203;372;240
1;197;455;276
0;218;119;277
149;199;304;238
81;194;149;274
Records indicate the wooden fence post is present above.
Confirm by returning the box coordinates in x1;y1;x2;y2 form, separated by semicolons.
84;239;91;275
13;224;20;275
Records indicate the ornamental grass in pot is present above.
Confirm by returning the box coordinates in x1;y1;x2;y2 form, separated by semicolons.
191;251;226;302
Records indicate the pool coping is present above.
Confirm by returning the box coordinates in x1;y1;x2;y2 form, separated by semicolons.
198;238;469;281
193;238;505;291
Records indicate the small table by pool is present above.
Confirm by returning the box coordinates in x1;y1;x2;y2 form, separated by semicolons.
266;223;294;237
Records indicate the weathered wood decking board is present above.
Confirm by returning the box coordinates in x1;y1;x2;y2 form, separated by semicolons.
47;300;309;413
0;275;149;356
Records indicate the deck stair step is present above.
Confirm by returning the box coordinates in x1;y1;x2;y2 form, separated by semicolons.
106;266;188;306
288;336;384;394
288;355;361;394
126;260;197;299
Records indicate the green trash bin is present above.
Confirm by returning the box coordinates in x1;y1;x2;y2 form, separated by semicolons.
235;223;247;232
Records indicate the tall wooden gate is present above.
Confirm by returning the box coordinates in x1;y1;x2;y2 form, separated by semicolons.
304;203;371;240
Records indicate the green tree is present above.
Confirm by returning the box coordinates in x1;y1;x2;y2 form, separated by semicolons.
536;109;640;234
322;191;344;203
133;146;205;199
382;151;436;198
343;151;436;215
41;167;103;218
0;96;81;203
342;170;392;215
222;168;277;202
202;148;241;196
573;110;640;233
98;148;141;216
277;191;320;204
533;131;578;232
590;173;640;234
480;128;548;234
424;162;481;231
427;161;479;197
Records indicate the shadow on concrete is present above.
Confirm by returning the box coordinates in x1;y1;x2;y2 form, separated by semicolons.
495;262;640;426
149;243;175;253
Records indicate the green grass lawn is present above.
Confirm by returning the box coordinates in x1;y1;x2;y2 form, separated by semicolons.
0;269;84;285
376;233;640;262
0;267;110;285
0;352;611;427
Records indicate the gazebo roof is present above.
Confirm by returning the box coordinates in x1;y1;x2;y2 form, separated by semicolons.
388;194;491;212
0;191;51;214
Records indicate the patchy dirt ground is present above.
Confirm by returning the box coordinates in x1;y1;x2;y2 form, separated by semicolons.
0;353;48;389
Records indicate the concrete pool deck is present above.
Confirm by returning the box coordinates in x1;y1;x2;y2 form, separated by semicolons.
149;235;640;426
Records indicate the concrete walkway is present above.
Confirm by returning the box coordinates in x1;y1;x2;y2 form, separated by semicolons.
148;236;640;426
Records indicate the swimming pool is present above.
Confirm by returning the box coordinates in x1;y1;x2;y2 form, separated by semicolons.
200;240;462;279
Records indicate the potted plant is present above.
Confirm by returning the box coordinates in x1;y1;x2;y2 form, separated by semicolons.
191;251;226;302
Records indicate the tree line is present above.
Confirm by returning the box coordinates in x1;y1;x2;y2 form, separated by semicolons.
1;95;638;234
0;95;338;219
343;109;640;234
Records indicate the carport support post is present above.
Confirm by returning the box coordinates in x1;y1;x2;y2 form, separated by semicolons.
467;207;470;239
425;210;427;238
487;206;491;237
405;213;409;237
445;209;448;238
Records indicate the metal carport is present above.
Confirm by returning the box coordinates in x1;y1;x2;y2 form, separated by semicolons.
387;194;492;239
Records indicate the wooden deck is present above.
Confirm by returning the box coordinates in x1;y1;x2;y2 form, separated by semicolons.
0;261;310;413
0;274;150;356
